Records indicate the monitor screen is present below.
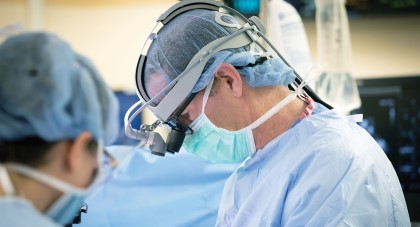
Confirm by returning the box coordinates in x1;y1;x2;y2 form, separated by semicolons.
351;76;420;221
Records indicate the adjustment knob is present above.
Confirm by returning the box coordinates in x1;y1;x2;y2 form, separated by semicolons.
248;16;266;34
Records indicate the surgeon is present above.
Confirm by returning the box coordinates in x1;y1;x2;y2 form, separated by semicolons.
0;32;119;226
131;0;411;226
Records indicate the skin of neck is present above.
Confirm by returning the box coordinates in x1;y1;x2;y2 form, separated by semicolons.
243;85;308;150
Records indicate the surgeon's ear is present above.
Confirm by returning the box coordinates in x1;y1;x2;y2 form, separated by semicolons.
215;63;243;97
65;131;93;173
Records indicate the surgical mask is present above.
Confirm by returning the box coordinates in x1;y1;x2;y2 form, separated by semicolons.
1;139;107;225
183;77;302;163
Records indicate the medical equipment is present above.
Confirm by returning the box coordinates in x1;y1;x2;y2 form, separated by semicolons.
353;75;420;222
67;203;88;226
315;0;361;114
125;0;332;157
263;0;313;79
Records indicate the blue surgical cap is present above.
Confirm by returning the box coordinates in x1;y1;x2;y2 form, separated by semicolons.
0;32;119;145
144;9;296;100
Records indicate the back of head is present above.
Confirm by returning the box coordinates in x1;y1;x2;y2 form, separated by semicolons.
0;32;119;163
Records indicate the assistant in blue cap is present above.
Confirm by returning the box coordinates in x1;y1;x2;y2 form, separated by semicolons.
0;32;119;227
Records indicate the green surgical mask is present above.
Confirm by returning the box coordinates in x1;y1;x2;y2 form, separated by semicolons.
183;77;299;163
183;112;255;163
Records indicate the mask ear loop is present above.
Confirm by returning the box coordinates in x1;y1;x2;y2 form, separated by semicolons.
5;163;86;195
201;77;215;113
187;77;215;132
0;165;15;196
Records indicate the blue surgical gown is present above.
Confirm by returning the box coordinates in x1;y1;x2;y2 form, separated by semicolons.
0;197;60;227
216;106;410;226
78;145;237;227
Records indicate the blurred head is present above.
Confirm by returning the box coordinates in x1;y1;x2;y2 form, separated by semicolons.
0;32;119;188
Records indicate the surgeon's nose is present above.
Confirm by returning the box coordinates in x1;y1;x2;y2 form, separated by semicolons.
178;113;193;126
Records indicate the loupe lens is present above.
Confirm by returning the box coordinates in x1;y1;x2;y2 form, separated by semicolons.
165;118;192;153
166;128;186;153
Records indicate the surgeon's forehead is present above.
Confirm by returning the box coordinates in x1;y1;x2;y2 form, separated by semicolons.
146;73;169;99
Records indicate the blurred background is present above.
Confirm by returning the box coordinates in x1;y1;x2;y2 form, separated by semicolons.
1;0;419;90
1;0;420;223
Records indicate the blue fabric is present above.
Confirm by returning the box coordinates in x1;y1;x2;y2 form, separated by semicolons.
0;32;119;144
0;197;60;227
216;104;410;227
78;145;237;227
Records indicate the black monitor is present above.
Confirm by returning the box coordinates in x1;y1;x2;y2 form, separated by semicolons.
351;76;420;222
